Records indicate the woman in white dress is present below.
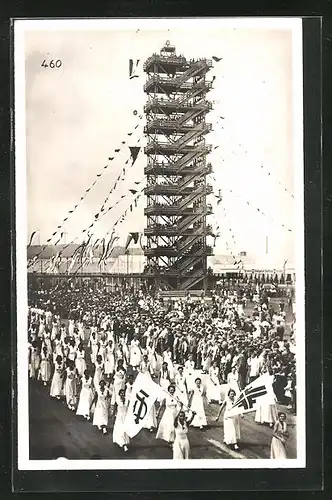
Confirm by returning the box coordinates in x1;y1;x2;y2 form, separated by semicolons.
163;347;175;380
173;408;196;460
270;412;288;459
189;377;207;430
39;346;52;386
51;320;59;341
174;366;189;407
50;355;64;399
156;384;179;444
75;342;86;377
129;335;142;369
227;365;240;394
184;355;195;393
76;369;94;420
146;340;157;377
216;388;241;450
42;330;52;356
93;355;105;391
29;341;41;380
38;318;45;338
89;331;99;365
64;360;79;411
206;361;222;404
139;354;151;375
113;360;127;404
125;373;134;405
112;388;130;451
53;333;63;363
202;347;212;374
68;318;75;337
91;379;110;434
98;335;108;362
78;321;85;343
68;339;77;363
104;340;115;377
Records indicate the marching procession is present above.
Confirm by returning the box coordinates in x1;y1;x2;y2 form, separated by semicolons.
27;280;296;460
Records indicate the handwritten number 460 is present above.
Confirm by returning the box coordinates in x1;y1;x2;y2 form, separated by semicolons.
41;59;62;68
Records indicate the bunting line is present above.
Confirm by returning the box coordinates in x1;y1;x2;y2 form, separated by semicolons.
211;175;293;233
28;113;144;265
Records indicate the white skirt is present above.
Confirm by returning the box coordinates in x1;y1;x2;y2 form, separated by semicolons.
113;409;130;447
156;407;177;442
93;400;109;427
190;392;207;427
255;403;277;424
75;358;86;377
223;415;240;444
76;387;93;417
206;381;221;402
105;355;115;375
50;371;63;397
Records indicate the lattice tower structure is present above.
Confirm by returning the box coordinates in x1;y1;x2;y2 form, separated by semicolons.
143;42;214;291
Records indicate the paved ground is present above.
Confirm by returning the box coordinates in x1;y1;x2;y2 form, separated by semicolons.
29;378;296;460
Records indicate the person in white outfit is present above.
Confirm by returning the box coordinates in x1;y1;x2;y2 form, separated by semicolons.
91;379;110;434
206;361;222;404
216;388;241;450
76;369;94;420
174;366;189;407
112;388;130;451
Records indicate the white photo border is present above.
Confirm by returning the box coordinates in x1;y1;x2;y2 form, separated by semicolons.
14;16;305;471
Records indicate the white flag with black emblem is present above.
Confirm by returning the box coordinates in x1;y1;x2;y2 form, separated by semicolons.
123;373;164;438
227;374;276;417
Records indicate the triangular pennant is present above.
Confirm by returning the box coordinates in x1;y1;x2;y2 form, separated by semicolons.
129;146;140;165
28;231;37;246
129;189;137;195
115;149;120;153
130;232;139;244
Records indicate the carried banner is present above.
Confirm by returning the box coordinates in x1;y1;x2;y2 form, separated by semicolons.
123;373;163;438
227;374;276;417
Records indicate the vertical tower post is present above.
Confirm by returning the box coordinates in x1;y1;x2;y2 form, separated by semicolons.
143;41;214;291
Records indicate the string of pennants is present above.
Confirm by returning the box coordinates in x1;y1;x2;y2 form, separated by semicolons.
66;185;146;277
210;175;293;233
27;113;144;264
209;115;295;203
27;172;146;271
216;199;245;273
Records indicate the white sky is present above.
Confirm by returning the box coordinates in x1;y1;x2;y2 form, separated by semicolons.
24;20;300;268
